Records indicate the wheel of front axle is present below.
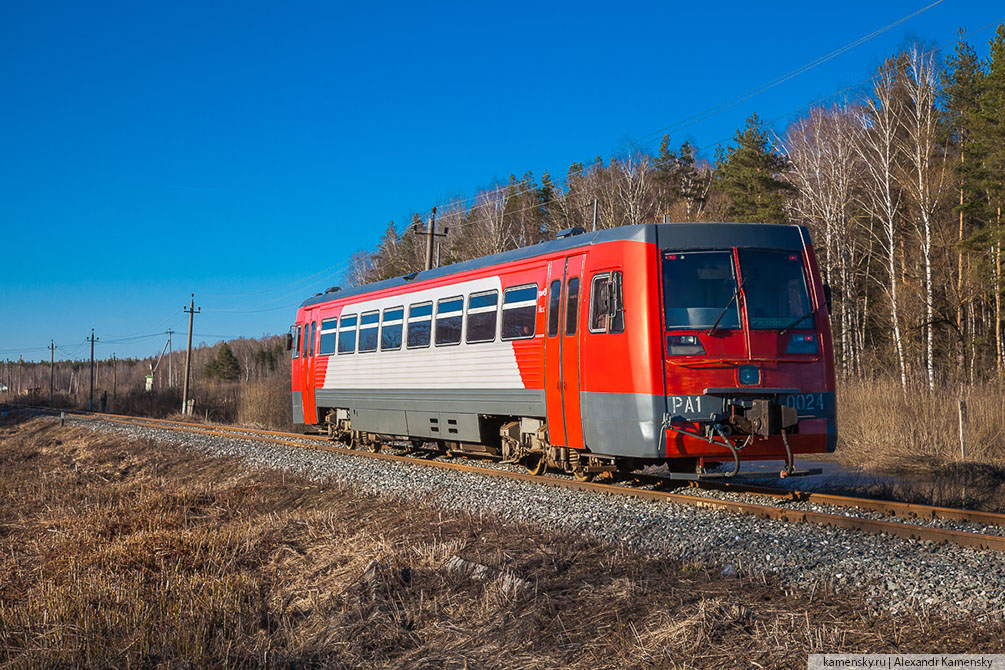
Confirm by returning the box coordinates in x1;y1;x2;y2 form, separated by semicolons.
572;468;594;482
524;453;547;476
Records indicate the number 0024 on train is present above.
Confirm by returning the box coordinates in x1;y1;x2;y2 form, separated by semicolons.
288;222;836;481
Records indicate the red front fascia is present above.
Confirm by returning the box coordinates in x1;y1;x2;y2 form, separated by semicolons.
659;240;835;460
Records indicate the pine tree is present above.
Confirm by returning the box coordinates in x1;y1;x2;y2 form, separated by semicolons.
204;343;242;382
943;31;987;376
978;24;1005;372
655;134;678;198
715;114;792;224
943;31;987;225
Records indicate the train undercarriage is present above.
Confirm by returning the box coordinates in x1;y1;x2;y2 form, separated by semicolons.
315;406;801;482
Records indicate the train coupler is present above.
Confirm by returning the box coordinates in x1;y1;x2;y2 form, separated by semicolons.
729;399;798;437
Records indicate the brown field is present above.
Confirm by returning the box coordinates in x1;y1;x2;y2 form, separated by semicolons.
1;414;1003;669
836;378;1005;473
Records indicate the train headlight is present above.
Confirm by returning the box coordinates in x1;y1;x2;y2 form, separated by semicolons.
738;365;760;385
785;333;818;354
667;334;705;356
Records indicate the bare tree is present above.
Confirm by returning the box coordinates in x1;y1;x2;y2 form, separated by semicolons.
856;62;908;389
612;152;656;226
899;47;948;390
781;105;867;377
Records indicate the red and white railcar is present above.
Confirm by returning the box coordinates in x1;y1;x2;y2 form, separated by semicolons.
290;222;836;479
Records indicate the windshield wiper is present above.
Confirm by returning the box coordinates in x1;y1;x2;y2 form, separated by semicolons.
779;304;819;335
706;279;745;335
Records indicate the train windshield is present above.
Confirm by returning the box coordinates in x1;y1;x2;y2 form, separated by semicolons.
738;250;812;330
662;251;740;330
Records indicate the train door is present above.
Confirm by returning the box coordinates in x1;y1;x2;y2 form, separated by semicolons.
291;319;303;423
544;254;586;449
302;309;318;425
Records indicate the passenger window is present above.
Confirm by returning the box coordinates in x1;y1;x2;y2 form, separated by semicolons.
309;321;316;357
381;307;404;350
338;314;358;354
466;291;498;343
502;284;537;340
564;277;580;336
547;280;561;337
435;296;463;346
293;325;301;359
358;311;379;352
407;302;432;348
319;318;338;355
589;274;609;333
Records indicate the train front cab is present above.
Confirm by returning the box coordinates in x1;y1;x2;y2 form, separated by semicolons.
654;224;836;472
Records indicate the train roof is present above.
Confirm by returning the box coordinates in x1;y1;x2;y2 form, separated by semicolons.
298;222;808;309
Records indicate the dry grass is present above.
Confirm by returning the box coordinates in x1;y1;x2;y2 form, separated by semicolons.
237;377;293;431
1;414;1003;669
837;378;1005;473
831;378;1005;511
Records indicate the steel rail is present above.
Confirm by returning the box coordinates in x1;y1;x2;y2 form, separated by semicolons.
679;480;1005;529
26;407;1005;554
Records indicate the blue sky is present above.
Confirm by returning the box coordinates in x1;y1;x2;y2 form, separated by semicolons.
2;0;1002;362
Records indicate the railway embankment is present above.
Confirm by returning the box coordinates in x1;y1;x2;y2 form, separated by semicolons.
2;412;1004;668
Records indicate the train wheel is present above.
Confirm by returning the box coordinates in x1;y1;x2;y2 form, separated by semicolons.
572;468;594;482
524;453;547;476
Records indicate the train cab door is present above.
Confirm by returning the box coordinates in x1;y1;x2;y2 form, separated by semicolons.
291;320;303;424
302;309;318;425
544;254;586;450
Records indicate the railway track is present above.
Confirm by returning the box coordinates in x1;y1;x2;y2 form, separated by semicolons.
11;405;1005;553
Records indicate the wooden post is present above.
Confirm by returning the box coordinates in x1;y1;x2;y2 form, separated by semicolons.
958;398;968;460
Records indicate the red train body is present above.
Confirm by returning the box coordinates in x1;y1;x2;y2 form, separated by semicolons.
290;222;836;478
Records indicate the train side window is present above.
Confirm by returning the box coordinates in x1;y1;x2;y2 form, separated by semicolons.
358;311;379;352
564;277;580;336
407;302;432;348
609;271;625;333
338;314;358;354
309;321;317;357
589;274;609;333
302;322;311;358
435;296;463;346
293;325;301;359
547;280;561;337
501;284;537;340
319;318;338;355
466;290;498;344
381;307;404;350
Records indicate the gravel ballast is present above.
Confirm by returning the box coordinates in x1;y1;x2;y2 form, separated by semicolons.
74;416;1005;620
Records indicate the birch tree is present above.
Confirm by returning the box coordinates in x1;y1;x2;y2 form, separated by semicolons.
781;105;866;375
900;47;948;390
856;61;908;389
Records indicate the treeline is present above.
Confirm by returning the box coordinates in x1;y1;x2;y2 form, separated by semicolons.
349;26;1005;389
1;337;289;400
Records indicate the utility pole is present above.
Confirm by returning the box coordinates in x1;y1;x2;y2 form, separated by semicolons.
18;356;23;395
414;207;449;271
181;295;200;415
424;207;436;271
112;353;117;398
49;340;56;402
592;198;598;232
166;329;174;387
88;329;98;410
